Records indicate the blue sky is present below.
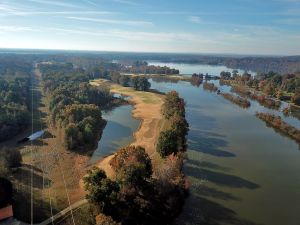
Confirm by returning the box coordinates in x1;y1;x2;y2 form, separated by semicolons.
0;0;300;55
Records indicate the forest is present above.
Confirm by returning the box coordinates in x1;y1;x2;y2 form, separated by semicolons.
39;62;113;151
0;58;32;141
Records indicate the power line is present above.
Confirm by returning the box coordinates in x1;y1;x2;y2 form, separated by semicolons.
30;68;34;225
36;72;55;225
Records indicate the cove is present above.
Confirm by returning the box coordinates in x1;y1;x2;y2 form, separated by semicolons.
90;104;140;163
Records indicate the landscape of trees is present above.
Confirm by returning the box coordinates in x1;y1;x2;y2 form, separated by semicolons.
84;145;188;225
121;61;179;75
39;62;113;151
219;70;300;106
0;59;32;141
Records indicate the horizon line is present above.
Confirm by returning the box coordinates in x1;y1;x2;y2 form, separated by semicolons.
0;47;298;58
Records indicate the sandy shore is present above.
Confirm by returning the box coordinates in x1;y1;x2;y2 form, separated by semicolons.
96;83;165;178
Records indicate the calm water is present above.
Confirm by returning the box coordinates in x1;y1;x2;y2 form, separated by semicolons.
90;105;140;163
148;61;256;76
89;62;300;225
150;79;300;225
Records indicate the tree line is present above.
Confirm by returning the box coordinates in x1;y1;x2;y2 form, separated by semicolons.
121;61;179;75
110;72;151;91
157;91;189;157
256;112;300;144
221;93;251;108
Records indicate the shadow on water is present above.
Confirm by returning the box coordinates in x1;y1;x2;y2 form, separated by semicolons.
185;165;260;189
176;195;262;225
192;185;240;201
179;162;261;225
188;131;236;157
188;159;231;172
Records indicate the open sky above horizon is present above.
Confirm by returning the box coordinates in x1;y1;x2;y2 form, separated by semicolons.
0;0;300;55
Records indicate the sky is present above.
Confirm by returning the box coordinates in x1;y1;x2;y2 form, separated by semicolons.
0;0;300;55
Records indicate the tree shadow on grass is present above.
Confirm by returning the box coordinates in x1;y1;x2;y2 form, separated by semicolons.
21;163;43;173
13;167;52;189
13;187;59;224
185;165;260;190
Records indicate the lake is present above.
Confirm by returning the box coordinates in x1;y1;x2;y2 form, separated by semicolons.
90;62;300;225
150;78;300;225
90;105;140;163
148;61;257;76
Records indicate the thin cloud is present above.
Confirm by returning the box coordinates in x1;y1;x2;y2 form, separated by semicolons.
28;0;81;8
112;0;139;6
82;0;97;7
0;25;33;32
147;11;189;15
44;27;215;44
274;18;300;25
188;16;202;24
20;11;114;16
0;3;114;16
67;16;153;26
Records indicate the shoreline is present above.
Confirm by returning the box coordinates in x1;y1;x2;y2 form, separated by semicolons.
94;82;165;178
